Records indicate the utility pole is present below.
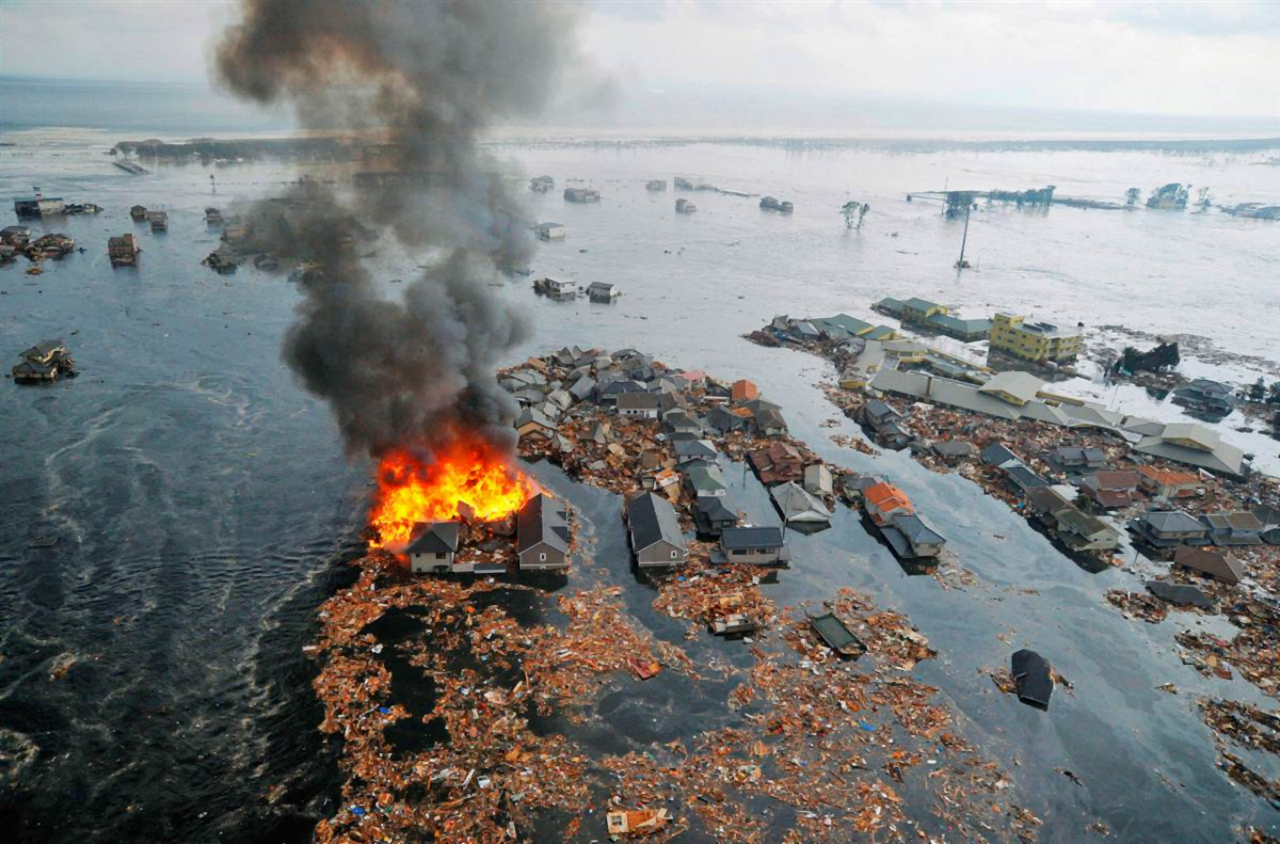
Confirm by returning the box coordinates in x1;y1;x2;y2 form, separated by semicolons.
955;205;971;270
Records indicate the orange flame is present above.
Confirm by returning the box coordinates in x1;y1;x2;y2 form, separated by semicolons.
367;437;535;550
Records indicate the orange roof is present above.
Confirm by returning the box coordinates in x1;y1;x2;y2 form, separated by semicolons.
1136;465;1198;485
732;379;759;402
864;482;914;514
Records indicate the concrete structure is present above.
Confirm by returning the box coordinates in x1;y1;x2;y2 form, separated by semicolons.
407;522;461;573
627;492;688;567
517;493;570;570
989;313;1083;363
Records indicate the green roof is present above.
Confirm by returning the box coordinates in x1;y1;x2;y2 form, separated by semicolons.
811;313;872;339
875;297;904;315
903;297;941;311
865;325;897;340
927;313;993;334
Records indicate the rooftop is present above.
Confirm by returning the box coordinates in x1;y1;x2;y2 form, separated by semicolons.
721;526;784;549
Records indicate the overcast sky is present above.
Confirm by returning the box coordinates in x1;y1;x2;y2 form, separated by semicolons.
3;0;1278;125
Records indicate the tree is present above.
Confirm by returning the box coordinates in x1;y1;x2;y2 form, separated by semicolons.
841;201;870;230
1248;376;1267;402
1268;382;1280;405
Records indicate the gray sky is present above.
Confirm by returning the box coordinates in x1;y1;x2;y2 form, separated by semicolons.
3;0;1278;122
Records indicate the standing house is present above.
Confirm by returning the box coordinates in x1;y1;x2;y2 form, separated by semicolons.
1003;464;1050;495
1049;446;1106;472
108;234;140;267
587;282;620;302
863;482;914;527
1079;471;1141;509
880;513;947;559
1200;511;1264;546
980;442;1020;468
803;463;834;497
563;187;600;203
407;522;461;574
695;495;739;537
517;493;571;570
715;526;789;565
1136;465;1200;499
1053;507;1122;552
684;463;728;498
534;222;566;241
1172;379;1234;417
770;481;832;527
615;392;660;419
1129;509;1209;548
627;492;688;567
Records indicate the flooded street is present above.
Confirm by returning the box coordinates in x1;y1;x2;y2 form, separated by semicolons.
1;128;1278;841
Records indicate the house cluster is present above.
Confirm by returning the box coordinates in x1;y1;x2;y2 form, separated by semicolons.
12;339;75;384
406;491;572;575
502;346;800;568
981;442;1123;554
563;187;600;203
862;482;947;560
531;278;621;303
873;296;993;343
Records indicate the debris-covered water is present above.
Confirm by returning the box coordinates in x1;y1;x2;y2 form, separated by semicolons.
2;117;1279;842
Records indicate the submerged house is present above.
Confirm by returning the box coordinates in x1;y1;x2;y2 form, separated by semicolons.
1172;379;1234;416
587;281;620;302
1173;546;1244;584
407;522;461;574
534;222;566;241
880;513;946;559
1053;507;1122;552
627;492;688;567
563;187;600;203
770;481;832;527
517;493;571;571
108;233;140;267
1049;446;1106;472
713;526;789;565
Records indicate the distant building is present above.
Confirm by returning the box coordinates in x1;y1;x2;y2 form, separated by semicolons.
14;190;65;218
517;493;570;570
1172;379;1235;417
147;211;168;232
534;222;565;241
675;198;697;214
1;225;31;247
534;277;577;299
563;187;600;203
530;175;555;193
407;522;461;574
978;371;1045;407
616;392;660;419
646;179;667;191
989;313;1083;363
587;282;620;302
627;492;688;567
108;233;140;267
130;205;149;222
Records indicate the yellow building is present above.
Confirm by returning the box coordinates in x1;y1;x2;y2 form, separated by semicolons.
990;313;1083;363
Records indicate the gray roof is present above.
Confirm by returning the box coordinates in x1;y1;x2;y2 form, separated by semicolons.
932;440;977;458
569;376;596;401
1200;511;1263;532
1142;510;1206;533
1004;465;1049;489
981;443;1019;466
893;513;945;546
674;439;717;460
628;491;685;552
978;370;1044;404
770;481;832;524
407;522;460;555
515;406;555;431
517;494;569;553
685;463;727;493
697;495;738;522
1132;433;1245;477
1054;506;1115;538
617;392;660;410
721;526;784;549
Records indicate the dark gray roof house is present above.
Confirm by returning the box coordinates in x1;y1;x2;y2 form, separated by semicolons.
407;522;461;573
880;513;946;559
1003;464;1050;494
706;406;748;433
1050;446;1106;471
517;493;570;570
714;526;789;565
616;392;661;416
674;438;718;464
695;495;739;537
1130;509;1209;548
981;443;1019;467
628;492;687;567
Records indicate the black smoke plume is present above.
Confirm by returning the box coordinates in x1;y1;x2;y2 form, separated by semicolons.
216;0;589;457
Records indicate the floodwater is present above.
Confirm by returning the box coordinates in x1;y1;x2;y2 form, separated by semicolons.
2;119;1279;842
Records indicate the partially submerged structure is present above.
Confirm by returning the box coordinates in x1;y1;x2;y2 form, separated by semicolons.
563;187;600;203
1011;649;1053;709
107;234;140;267
627;491;688;567
713;526;789;565
517;493;571;571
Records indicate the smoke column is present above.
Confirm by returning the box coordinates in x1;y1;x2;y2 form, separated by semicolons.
216;0;588;457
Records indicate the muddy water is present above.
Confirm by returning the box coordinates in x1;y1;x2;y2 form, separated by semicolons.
2;129;1278;841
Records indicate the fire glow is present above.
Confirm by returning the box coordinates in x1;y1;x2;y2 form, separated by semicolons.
367;437;535;550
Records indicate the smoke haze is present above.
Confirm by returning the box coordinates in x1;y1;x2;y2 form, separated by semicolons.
215;0;590;457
